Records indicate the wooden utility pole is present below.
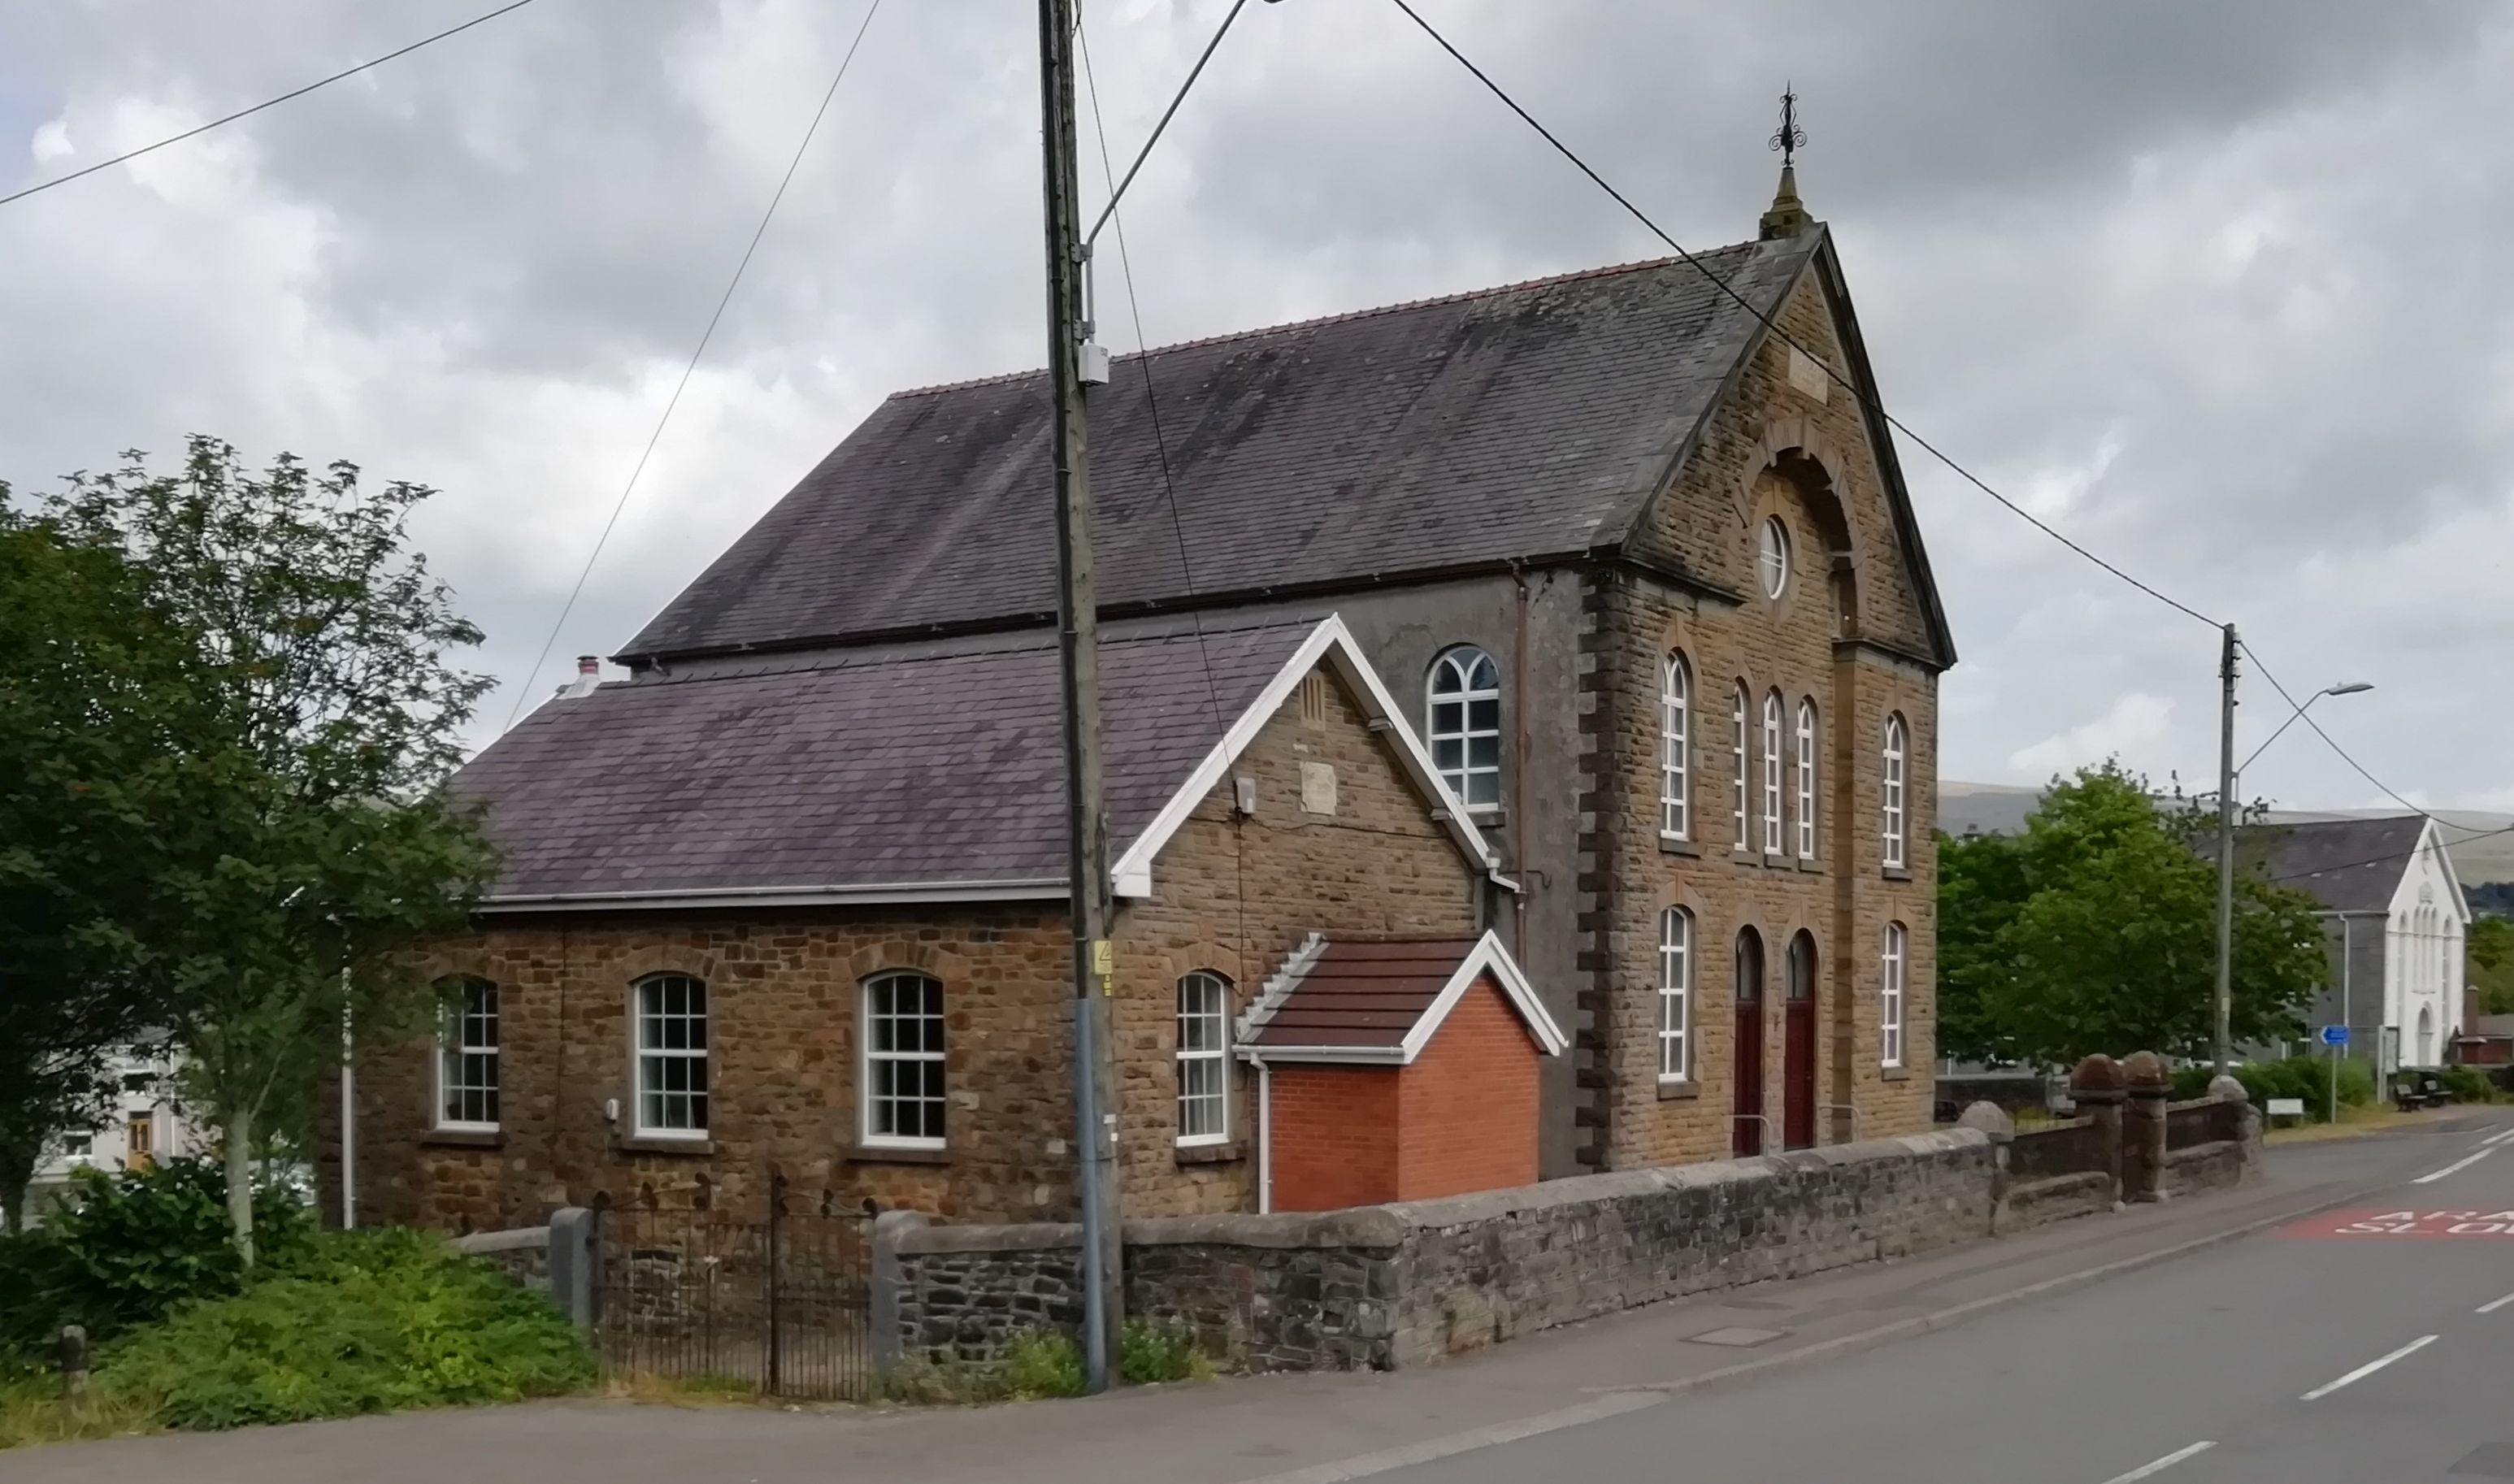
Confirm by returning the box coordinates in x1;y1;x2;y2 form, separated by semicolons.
1038;0;1123;1393
2212;623;2238;1074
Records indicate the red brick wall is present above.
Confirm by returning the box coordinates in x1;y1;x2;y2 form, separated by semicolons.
1268;1065;1400;1212
1396;975;1541;1200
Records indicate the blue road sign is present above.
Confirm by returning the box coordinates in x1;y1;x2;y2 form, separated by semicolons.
2320;1025;2351;1047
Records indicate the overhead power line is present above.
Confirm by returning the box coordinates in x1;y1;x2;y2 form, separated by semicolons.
1082;0;1249;248
1382;0;2221;632
2241;641;2490;839
1;0;545;210
502;0;884;730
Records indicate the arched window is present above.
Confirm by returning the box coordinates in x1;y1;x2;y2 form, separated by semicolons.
436;976;499;1132
1658;908;1693;1081
1761;691;1785;854
1788;931;1817;1005
1660;653;1691;840
1882;714;1909;869
862;970;946;1149
633;973;708;1138
1759;515;1791;599
1176;971;1232;1146
1795;698;1818;861
1730;682;1751;850
2416;1003;2436;1069
1427;647;1502;811
1882;922;1908;1068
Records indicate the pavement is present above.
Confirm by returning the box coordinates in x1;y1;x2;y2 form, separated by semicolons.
7;1111;2510;1484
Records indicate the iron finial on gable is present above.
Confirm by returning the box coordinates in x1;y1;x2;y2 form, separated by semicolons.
1760;84;1815;241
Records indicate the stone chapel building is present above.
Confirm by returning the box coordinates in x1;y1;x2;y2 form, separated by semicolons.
345;170;1953;1230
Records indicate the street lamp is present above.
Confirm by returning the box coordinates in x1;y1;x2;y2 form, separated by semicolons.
2237;681;2375;783
2212;676;2374;1076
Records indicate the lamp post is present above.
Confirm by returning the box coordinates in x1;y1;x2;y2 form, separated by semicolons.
2212;675;2374;1075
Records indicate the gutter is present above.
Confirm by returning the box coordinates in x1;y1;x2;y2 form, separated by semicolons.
475;878;1070;913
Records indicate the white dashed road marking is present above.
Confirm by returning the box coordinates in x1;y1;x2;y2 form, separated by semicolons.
2096;1441;2217;1482
2412;1148;2495;1184
2478;1291;2514;1316
2299;1334;2438;1401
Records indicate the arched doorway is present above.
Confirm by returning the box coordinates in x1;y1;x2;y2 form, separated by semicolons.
1734;928;1766;1156
1783;932;1817;1150
2416;1004;2436;1068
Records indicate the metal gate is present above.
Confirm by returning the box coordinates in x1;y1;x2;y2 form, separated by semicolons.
594;1177;873;1400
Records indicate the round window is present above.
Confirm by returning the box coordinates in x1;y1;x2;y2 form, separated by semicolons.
1758;516;1791;598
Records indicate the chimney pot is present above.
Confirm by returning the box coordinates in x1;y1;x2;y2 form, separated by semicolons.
577;656;600;675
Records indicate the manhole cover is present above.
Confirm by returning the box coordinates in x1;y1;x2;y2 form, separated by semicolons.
2452;1443;2514;1478
1686;1326;1788;1347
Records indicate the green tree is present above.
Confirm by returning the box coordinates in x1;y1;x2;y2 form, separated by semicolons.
1938;762;2328;1066
0;510;206;1231
2472;915;2514;1016
43;438;500;1261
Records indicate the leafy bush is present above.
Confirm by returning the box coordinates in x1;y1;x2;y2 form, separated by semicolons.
2169;1057;2373;1122
2437;1065;2498;1104
1119;1320;1216;1385
0;1159;310;1356
98;1228;593;1430
998;1329;1085;1400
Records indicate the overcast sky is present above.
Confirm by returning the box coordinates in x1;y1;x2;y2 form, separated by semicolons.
5;0;2510;814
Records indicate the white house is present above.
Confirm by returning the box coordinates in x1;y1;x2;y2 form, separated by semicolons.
28;1048;198;1206
2245;815;2468;1074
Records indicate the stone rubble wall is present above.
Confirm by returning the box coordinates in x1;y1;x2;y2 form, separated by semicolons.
881;1129;1997;1373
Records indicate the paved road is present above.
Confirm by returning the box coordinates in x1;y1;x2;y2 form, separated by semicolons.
9;1114;2507;1484
1370;1117;2514;1484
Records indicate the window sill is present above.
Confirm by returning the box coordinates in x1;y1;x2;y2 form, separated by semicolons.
1658;835;1700;858
1656;1078;1700;1101
1882;866;1913;883
848;1143;951;1166
617;1135;714;1156
1174;1140;1245;1166
1879;1066;1912;1083
1795;856;1823;874
423;1128;503;1150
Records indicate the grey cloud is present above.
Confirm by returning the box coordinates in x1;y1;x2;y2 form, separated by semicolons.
2;0;2510;817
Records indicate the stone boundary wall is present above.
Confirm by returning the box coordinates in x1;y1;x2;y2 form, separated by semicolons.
882;1130;1999;1373
2001;1171;2115;1231
2164;1140;2244;1195
449;1209;596;1332
452;1225;552;1291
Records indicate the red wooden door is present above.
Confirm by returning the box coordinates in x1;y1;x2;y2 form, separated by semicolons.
1733;930;1765;1156
1783;933;1817;1150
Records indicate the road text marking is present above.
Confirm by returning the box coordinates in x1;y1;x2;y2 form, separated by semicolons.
2478;1291;2514;1316
2097;1441;2216;1482
2280;1208;2514;1239
2299;1334;2438;1400
2413;1148;2495;1184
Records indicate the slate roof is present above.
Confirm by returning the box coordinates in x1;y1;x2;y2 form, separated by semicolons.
2234;815;2429;913
620;236;1830;663
455;620;1313;902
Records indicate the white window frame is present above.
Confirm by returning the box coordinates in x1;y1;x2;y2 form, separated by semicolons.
1427;647;1503;814
1882;714;1908;869
634;974;709;1139
1882;922;1908;1068
1175;970;1231;1147
1759;515;1792;598
861;970;947;1151
1761;691;1785;855
1658;907;1693;1082
1660;653;1691;840
1731;683;1751;851
1795;698;1817;861
435;977;501;1132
